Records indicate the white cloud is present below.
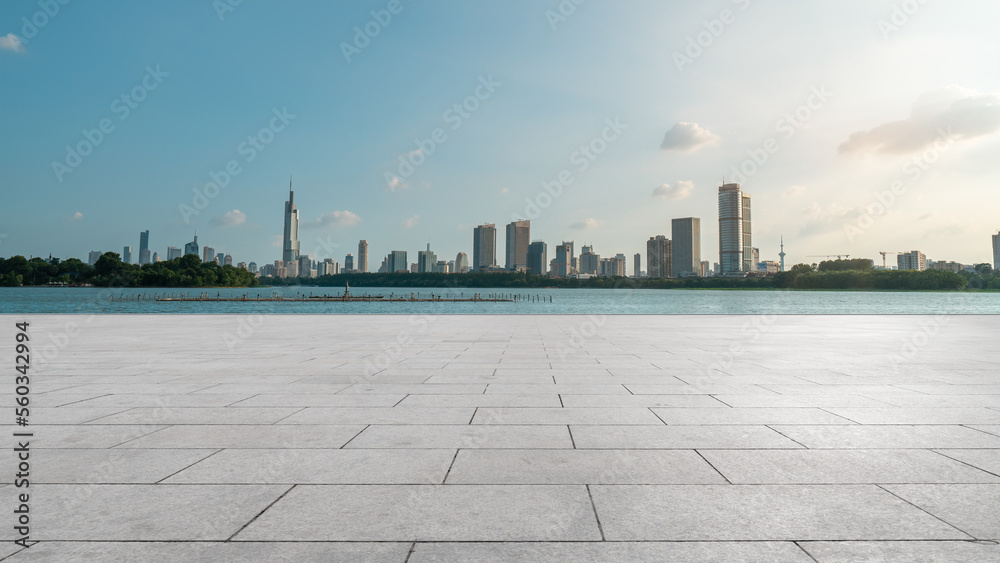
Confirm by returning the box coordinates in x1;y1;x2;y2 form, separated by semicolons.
652;181;694;200
68;211;84;222
401;214;419;228
210;209;247;227
659;122;720;152
570;217;603;230
386;175;409;191
302;210;362;228
838;86;1000;156
783;185;806;197
0;34;24;53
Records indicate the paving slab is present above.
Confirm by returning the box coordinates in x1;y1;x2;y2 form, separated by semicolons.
472;407;664;425
590;484;972;540
570;425;804;449
799;540;1000;562
395;394;561;407
344;424;574;449
85;407;302;425
935;449;1000;476
700;449;1000;484
408;541;813;562
164;448;455;484
884;484;1000;539
650;407;856;425
31;425;168;448
276;407;476;425
235;485;601;541
770;424;1000;449
116;424;366;449
34;448;217;483
446;449;726;484
2;542;412;562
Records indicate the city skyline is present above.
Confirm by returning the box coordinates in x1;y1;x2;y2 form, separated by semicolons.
2;2;999;267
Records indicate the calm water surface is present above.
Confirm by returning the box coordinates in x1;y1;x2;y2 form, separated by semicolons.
1;286;999;314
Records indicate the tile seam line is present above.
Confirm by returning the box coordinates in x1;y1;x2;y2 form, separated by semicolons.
225;484;297;542
693;449;733;484
793;540;821;563
154;448;225;484
874;484;978;540
585;484;606;541
929;450;1000;479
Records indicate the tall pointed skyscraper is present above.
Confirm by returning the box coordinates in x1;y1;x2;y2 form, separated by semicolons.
779;236;786;272
282;177;300;263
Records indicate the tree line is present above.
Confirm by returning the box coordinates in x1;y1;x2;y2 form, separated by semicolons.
0;253;258;287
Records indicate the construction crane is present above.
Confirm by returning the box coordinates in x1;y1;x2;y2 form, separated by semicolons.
806;254;851;260
878;251;900;269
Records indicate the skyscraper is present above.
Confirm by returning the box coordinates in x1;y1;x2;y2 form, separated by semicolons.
88;251;102;265
898;250;927;271
647;235;671;278
455;252;469;273
167;247;182;260
719;183;751;273
122;246;132;264
138;230;150;265
671;217;701;276
554;243;572;277
779;236;786;272
579;246;600;275
993;231;1000;270
473;224;496;270
527;241;547;275
345;254;354;271
216;252;225;265
184;235;199;257
358;240;369;273
418;244;437;273
282;178;300;263
505;220;530;271
634;253;641;277
388;250;408;273
562;241;576;273
202;246;215;263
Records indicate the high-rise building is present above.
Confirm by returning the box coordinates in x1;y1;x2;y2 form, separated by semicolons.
166;247;182;260
671;217;701;276
634;253;642;277
779;236;786;272
216;252;225;264
88;251;102;265
152;252;160;262
751;247;760;268
184;235;199;257
432;261;450;273
358;240;369;273
562;241;576;273
455;252;469;273
993;232;1000;270
505;220;530;271
202;246;215;263
554;243;572;277
599;255;625;277
418;244;437;273
701;260;711;277
647;235;672;278
282;179;300;263
345;254;354;272
897;250;927;271
388;250;408;273
719;183;751;273
579;247;600;275
248;262;258;274
224;254;233;266
298;255;313;278
138;230;150;265
527;241;547;275
473;224;496;270
122;246;132;264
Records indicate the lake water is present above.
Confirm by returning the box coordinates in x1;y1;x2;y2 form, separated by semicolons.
2;286;999;314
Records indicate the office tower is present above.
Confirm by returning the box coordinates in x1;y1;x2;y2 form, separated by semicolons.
237;262;247;270
554;243;572;277
505;220;530;271
634;253;641;277
166;247;182;260
224;254;233;266
410;263;418;273
202;246;215;263
418;244;437;273
993;232;1000;270
527;241;547;275
579;247;600;275
152;252;160;262
473;224;496;270
388;250;407;273
282;178;300;262
455;252;469;273
122;246;132;264
701;260;710;276
647;235;672;278
718;183;751;273
599;255;625;277
215;252;225;264
285;260;299;278
779;236;786;272
897;250;927;271
297;255;312;277
562;241;576;272
379;256;389;273
249;262;258;274
88;251;102;265
671;217;701;276
138;230;150;265
432;261;450;273
184;235;199;257
358;240;369;273
751;248;760;268
448;260;456;272
345;254;354;271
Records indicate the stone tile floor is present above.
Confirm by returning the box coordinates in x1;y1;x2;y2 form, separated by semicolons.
2;314;999;561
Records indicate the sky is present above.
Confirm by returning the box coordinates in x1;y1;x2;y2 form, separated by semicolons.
2;0;999;270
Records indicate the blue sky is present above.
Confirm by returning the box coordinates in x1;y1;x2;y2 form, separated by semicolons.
2;0;999;268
